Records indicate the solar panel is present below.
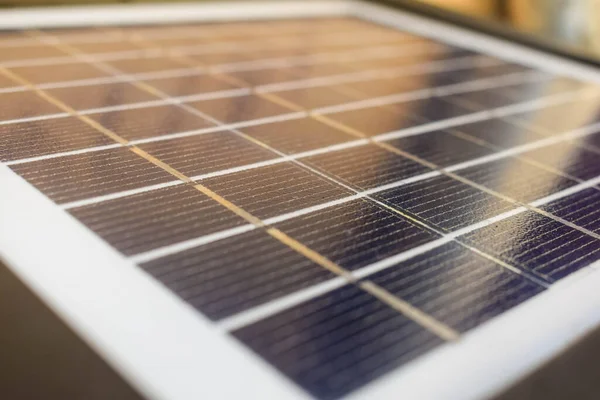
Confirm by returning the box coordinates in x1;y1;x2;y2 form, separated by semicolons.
2;2;600;399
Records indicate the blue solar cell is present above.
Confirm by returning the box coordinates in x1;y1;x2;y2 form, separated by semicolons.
521;143;600;181
274;199;439;271
232;284;442;400
69;185;248;256
450;118;544;149
5;15;600;400
323;105;426;137
393;96;476;122
455;157;578;203
140;229;335;320
507;98;600;136
201;162;351;219
576;129;600;152
387;129;494;167
540;188;600;234
305;144;432;190
365;242;545;332
374;174;514;232
458;211;600;282
439;89;516;110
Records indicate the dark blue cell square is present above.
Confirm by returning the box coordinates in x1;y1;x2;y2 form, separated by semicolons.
540;188;600;235
433;47;477;61
232;284;442;400
449;118;545;149
495;75;582;103
425;68;480;87
473;62;533;79
274;199;440;271
304;144;432;190
455;157;578;203
439;89;517;111
139;229;335;320
387;129;494;168
323;105;426;137
366;242;545;332
425;61;529;88
374;174;514;232
576;129;600;153
392;96;476;123
506;98;600;136
457;210;600;283
521;143;600;181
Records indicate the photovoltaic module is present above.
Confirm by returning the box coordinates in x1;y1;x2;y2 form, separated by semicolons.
2;2;600;399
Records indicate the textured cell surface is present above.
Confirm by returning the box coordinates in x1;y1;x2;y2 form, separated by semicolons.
458;211;600;283
233;284;443;400
366;242;545;332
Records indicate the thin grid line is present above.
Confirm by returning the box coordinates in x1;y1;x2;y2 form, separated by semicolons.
20;28;461;342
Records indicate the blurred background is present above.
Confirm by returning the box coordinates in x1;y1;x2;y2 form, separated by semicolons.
1;0;598;63
408;0;600;62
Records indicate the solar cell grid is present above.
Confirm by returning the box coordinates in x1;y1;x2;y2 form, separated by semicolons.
187;93;296;124
507;96;600;135
200;162;353;219
440;88;519;110
365;242;545;332
374;175;515;232
0;45;66;62
576;128;600;151
233;284;443;400
239;117;358;154
274;199;440;271
69;40;147;55
458;211;600;282
304;144;432;190
140;73;244;98
521;142;600;181
0;73;21;89
86;104;215;140
454;157;579;203
105;56;193;75
140;229;336;321
137;131;278;178
3;14;600;400
45;81;160;111
0;117;114;162
321;105;427;137
0;90;64;121
9;147;174;203
387;128;495;167
69;185;249;256
6;62;113;85
541;188;600;234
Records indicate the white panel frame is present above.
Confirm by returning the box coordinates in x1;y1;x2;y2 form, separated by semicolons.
2;1;600;400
